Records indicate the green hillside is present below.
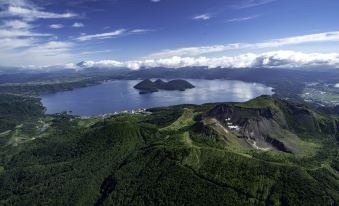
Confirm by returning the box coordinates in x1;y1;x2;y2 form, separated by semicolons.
0;94;44;133
0;95;338;205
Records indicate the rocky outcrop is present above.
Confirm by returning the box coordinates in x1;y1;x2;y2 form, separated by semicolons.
206;96;339;153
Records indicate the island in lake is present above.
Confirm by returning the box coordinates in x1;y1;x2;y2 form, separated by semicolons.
134;79;195;94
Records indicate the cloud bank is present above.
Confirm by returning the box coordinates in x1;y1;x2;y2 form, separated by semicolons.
75;51;339;70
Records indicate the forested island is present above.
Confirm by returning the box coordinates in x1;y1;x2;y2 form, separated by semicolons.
134;79;195;94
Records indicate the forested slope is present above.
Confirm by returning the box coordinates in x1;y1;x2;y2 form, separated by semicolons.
0;95;338;205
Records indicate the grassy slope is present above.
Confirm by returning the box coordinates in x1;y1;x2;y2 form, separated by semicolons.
0;96;338;205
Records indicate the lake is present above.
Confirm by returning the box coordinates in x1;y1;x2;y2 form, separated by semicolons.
41;79;274;116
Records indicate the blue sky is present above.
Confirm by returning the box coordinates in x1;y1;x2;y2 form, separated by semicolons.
1;0;339;69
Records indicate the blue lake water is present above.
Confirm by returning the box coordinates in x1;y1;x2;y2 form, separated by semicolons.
41;79;274;116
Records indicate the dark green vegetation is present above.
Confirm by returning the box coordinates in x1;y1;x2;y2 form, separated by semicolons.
0;75;124;95
0;94;338;205
0;94;44;133
134;79;195;94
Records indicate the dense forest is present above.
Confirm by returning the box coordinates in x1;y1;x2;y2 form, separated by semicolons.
0;94;44;133
0;94;338;205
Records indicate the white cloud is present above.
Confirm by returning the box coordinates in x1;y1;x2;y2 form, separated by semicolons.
79;49;112;55
0;20;51;40
72;22;84;28
76;51;339;70
0;29;51;38
0;1;76;66
253;31;339;48
0;6;77;20
193;14;211;21
150;0;161;2
130;29;150;33
77;29;126;41
77;60;125;68
227;15;259;22
148;31;339;58
335;83;339;88
76;29;150;41
2;20;31;29
0;0;32;8
148;45;227;59
0;41;74;66
0;38;35;50
0;19;51;51
24;41;73;56
0;0;77;20
234;0;276;9
0;28;51;37
49;24;64;29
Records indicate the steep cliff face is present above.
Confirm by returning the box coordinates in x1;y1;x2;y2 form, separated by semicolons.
207;105;293;152
206;96;339;153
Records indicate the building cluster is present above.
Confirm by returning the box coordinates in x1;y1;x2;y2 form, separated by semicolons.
100;108;150;118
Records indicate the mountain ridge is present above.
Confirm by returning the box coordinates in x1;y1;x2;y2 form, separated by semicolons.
0;95;338;205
